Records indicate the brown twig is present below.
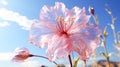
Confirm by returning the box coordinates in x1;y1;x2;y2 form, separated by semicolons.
68;55;72;67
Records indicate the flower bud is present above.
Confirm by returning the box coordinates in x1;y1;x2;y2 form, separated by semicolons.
12;47;32;62
103;27;108;37
89;7;94;15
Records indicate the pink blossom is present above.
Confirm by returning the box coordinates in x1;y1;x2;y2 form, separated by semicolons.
12;47;32;62
29;2;102;61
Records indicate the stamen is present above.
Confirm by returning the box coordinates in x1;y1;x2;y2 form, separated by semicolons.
72;18;75;22
66;18;75;31
56;16;75;37
56;16;64;32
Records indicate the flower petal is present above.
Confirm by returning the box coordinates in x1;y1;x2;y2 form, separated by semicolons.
29;20;55;47
46;35;72;61
65;7;91;23
68;23;101;60
40;2;67;25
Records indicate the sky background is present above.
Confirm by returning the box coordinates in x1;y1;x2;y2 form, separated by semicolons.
0;0;120;67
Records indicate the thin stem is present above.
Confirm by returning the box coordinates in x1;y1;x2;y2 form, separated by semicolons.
30;54;58;65
103;38;110;67
83;60;86;67
73;58;80;67
104;42;108;55
68;55;72;67
107;57;110;67
93;15;99;25
113;29;117;44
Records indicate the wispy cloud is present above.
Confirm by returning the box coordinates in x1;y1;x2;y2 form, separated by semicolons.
0;21;10;27
0;8;35;30
0;53;15;61
0;0;8;5
21;61;40;67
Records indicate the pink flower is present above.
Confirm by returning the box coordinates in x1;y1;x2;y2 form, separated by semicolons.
12;47;33;62
29;2;102;61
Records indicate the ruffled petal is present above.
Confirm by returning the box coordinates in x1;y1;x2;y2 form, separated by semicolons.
70;23;101;39
29;20;55;47
70;24;101;60
53;47;68;60
76;7;91;23
65;7;91;23
46;35;72;61
40;2;67;25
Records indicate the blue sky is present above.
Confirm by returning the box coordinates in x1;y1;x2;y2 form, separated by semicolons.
0;0;120;67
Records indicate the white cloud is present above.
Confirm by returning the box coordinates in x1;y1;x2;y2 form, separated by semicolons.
0;21;10;27
0;0;8;5
21;61;41;67
0;8;35;30
0;53;15;61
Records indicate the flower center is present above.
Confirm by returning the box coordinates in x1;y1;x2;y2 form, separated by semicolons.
61;31;68;37
56;16;75;37
61;31;67;35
